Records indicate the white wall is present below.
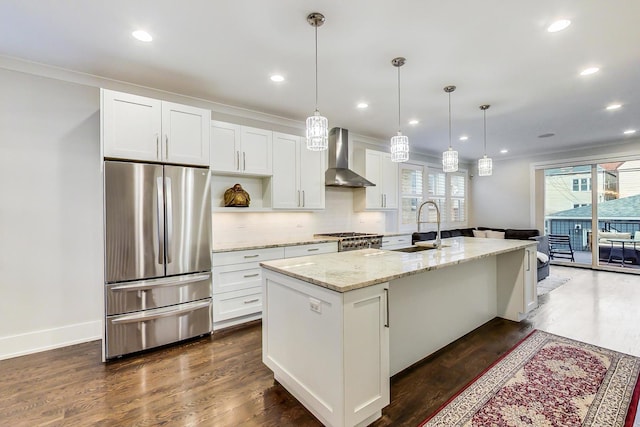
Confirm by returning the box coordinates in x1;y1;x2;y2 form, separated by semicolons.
0;68;103;359
470;140;640;229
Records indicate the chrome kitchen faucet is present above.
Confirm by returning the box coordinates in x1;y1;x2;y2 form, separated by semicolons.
417;200;442;249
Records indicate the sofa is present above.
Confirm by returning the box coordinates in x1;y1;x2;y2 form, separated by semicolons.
412;227;550;281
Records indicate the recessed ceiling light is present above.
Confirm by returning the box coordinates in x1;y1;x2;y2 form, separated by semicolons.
606;103;622;110
132;30;153;42
408;119;419;125
547;19;571;33
270;75;285;82
624;129;636;135
500;149;509;154
459;136;468;141
580;67;600;76
357;102;368;109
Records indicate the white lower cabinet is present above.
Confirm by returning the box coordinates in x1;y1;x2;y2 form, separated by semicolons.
381;234;412;250
524;246;538;313
212;242;337;330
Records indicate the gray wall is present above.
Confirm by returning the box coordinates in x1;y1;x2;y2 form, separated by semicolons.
0;68;103;358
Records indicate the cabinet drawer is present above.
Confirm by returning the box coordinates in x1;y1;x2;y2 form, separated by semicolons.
212;264;261;294
106;298;212;359
284;242;337;258
212;247;284;267
213;288;262;322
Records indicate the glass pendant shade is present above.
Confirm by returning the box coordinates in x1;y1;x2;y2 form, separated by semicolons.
306;110;328;151
390;132;409;162
478;155;493;176
442;147;458;172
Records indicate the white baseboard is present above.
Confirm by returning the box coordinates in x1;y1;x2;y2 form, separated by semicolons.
0;320;102;360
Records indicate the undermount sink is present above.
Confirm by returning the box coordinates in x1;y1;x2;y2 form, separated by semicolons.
391;246;436;253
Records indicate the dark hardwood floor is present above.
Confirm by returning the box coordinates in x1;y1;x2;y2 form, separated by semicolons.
6;265;636;426
0;318;532;426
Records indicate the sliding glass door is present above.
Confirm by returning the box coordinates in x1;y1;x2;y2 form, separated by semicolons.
595;161;640;269
541;159;640;272
544;165;593;266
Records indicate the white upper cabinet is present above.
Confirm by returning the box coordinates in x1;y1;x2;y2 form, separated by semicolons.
101;89;210;166
355;149;398;210
272;132;325;210
210;121;272;176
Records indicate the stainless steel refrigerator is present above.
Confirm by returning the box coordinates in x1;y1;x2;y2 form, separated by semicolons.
103;160;212;359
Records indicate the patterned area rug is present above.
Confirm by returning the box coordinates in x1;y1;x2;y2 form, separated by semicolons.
420;330;640;427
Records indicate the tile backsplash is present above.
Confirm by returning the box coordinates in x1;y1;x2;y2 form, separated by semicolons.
212;187;386;246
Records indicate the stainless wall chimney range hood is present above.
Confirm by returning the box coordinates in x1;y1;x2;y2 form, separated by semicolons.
325;127;375;188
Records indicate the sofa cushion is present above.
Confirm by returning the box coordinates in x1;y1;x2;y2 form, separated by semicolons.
473;229;487;238
598;231;631;244
458;228;476;237
537;251;549;263
486;230;506;239
412;231;436;244
478;227;506;232
504;229;540;240
449;229;462;237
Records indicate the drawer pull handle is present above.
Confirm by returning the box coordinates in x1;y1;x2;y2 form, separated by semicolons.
244;254;260;259
244;298;259;304
243;273;259;278
307;248;319;252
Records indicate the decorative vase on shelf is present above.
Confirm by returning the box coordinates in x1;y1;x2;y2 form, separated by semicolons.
224;183;251;207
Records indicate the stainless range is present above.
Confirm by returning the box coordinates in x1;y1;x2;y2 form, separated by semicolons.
314;232;383;251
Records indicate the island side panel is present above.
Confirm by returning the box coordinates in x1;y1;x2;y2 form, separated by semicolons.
388;256;498;376
262;269;390;427
262;270;345;426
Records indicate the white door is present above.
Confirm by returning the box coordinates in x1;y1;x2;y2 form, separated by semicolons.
162;102;210;166
272;133;300;209
102;89;162;162
210;121;241;173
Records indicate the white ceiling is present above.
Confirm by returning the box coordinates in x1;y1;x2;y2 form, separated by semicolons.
1;0;639;161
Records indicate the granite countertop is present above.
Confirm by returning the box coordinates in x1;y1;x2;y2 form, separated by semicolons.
260;237;537;293
212;237;339;253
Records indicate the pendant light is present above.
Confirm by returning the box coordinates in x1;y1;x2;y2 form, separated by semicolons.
478;104;493;176
442;85;458;172
305;12;328;151
390;57;409;162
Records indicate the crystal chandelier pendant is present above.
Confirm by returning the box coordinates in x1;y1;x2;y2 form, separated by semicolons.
442;147;458;172
478;155;493;176
306;110;328;151
390;132;409;162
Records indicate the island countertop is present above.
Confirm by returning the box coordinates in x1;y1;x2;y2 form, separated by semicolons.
260;236;537;292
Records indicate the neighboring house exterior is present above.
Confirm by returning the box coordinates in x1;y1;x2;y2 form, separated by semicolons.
545;194;640;251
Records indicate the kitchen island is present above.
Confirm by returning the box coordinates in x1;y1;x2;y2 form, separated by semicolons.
260;237;538;427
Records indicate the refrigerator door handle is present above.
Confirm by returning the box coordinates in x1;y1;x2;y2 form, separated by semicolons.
109;299;211;324
156;176;165;265
165;176;173;264
110;272;211;291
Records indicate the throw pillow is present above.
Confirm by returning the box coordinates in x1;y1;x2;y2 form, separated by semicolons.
537;251;549;263
473;229;487;238
486;230;506;239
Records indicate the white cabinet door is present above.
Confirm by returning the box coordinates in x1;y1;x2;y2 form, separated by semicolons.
299;142;326;209
162;102;210;166
241;126;272;175
524;247;538;313
210;121;241;173
365;150;383;209
360;150;398;210
210;122;272;176
102;89;162;162
272;133;300;209
380;154;398;209
102;89;211;166
272;132;325;210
